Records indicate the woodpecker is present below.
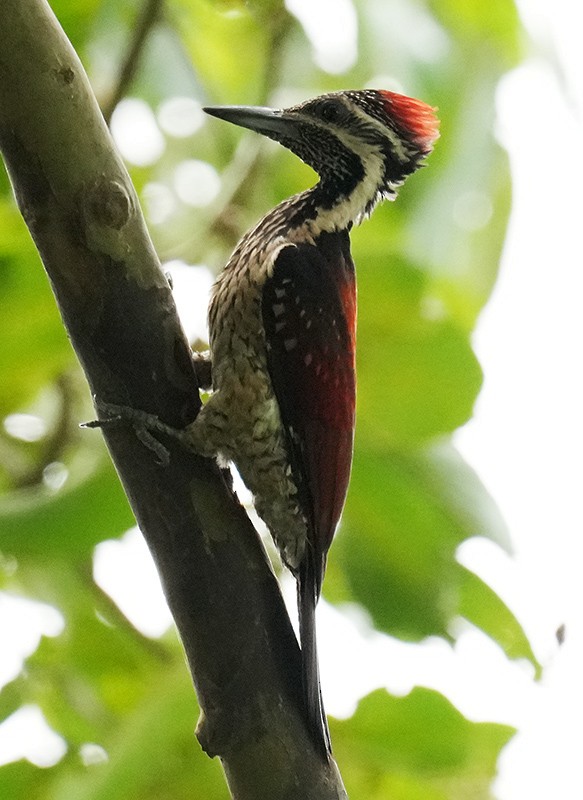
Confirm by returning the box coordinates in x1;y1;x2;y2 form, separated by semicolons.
186;90;439;756
99;89;438;756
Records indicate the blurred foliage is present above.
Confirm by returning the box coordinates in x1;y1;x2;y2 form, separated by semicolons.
332;689;515;800
0;0;535;798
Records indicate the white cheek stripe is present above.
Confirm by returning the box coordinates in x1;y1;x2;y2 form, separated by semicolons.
344;103;412;164
295;102;412;165
289;103;410;233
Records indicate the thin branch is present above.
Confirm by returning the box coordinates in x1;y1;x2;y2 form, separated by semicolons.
259;7;293;101
102;0;165;125
160;7;293;265
0;2;346;798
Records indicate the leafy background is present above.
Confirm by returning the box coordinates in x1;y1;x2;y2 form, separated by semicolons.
0;0;543;797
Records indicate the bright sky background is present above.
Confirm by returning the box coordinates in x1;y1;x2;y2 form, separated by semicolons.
2;0;583;796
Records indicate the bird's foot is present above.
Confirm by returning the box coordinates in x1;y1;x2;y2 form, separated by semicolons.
81;400;184;465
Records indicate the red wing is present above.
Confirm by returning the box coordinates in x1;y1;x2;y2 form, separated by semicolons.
262;230;356;591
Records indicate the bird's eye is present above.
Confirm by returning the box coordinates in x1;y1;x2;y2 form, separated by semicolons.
320;101;341;123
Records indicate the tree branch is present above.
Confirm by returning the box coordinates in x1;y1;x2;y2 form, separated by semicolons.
0;1;347;797
101;0;165;125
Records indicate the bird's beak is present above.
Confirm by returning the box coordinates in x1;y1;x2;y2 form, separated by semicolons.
203;105;299;140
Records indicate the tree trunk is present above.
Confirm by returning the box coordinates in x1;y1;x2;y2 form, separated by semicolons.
0;1;347;797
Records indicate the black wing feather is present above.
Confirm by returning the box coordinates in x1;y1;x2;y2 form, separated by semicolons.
262;229;356;756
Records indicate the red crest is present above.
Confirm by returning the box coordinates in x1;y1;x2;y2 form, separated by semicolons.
379;90;440;153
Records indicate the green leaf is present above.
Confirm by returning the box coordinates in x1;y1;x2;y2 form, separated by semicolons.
46;0;102;53
0;761;48;800
406;104;513;328
351;230;485;444
458;566;541;677
47;665;228;800
333;440;539;673
358;313;483;446
428;0;522;66
332;688;515;800
0;677;25;725
173;0;272;104
2;561;171;741
0;202;74;416
335;441;510;636
0;449;134;560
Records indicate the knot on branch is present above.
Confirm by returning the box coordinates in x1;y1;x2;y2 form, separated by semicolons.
84;177;132;231
54;64;75;85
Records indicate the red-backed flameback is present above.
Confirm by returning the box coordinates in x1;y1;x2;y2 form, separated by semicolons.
102;90;439;756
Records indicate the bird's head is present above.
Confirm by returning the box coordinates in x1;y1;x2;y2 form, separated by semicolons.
204;89;439;226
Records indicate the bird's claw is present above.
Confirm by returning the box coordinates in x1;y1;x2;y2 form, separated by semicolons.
81;400;172;466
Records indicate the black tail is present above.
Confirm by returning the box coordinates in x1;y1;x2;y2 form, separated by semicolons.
298;556;331;758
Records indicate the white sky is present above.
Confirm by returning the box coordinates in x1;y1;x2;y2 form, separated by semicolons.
2;0;583;795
